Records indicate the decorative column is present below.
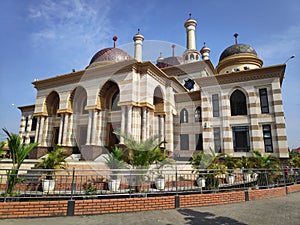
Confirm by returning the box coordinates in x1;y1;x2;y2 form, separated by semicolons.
120;106;126;143
126;106;132;135
96;111;103;146
38;116;45;145
34;117;40;143
159;115;165;140
86;110;93;145
58;114;64;145
141;107;147;141
91;110;98;145
165;112;173;153
67;113;73;146
62;114;69;145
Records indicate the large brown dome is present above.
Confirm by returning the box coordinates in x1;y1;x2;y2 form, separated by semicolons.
89;47;132;65
219;44;257;62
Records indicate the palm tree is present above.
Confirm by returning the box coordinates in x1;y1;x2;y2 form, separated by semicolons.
114;131;167;192
251;150;280;169
35;147;68;179
2;128;38;195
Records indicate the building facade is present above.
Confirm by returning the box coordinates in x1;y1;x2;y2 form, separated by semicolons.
18;16;289;160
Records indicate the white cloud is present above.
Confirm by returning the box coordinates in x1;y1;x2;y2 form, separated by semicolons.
28;0;113;64
256;24;300;65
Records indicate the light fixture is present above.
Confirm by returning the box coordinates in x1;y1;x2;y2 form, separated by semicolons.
284;55;295;64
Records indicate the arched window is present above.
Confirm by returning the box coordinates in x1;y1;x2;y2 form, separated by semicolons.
111;90;120;111
194;107;202;122
180;108;188;123
230;90;247;116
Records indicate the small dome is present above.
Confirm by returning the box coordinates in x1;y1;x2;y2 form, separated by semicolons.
219;44;257;62
89;47;132;65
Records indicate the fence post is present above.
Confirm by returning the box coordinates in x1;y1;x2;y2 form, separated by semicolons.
4;169;10;202
70;167;75;200
175;164;180;208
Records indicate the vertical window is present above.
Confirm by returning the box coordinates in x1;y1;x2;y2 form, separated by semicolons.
195;134;203;150
259;88;269;114
180;134;189;150
22;136;26;144
213;127;221;153
31;117;37;131
180;108;188;123
230;90;247;116
29;136;35;144
232;126;250;152
212;94;219;117
263;125;273;152
24;117;29;132
194;107;202;122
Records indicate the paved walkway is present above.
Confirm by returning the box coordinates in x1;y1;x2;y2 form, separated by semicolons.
2;192;300;225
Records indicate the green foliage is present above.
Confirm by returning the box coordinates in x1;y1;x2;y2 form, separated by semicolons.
251;150;280;169
35;147;68;179
289;151;300;168
103;146;129;179
114;132;167;192
115;131;167;169
82;182;97;195
191;148;216;171
0;141;6;160
2;128;38;195
103;146;129;169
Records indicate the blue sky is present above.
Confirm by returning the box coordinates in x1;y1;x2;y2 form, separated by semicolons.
0;0;299;149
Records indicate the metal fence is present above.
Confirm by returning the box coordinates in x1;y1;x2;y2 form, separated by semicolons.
0;167;299;201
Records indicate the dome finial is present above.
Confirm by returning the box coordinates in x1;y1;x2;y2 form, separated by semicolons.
113;36;118;48
234;33;238;45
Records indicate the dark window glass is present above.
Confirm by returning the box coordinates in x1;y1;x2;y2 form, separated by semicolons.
180;134;189;150
25;117;29;132
194;107;202;122
212;94;219;117
232;126;250;152
213;127;221;153
263;125;273;152
259;88;269;114
29;136;35;143
31;117;37;131
230;90;247;116
180;108;188;123
195;134;203;150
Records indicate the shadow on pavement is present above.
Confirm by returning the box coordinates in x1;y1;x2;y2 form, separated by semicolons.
176;208;246;225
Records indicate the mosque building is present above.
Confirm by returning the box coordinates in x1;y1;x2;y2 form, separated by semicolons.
18;15;289;160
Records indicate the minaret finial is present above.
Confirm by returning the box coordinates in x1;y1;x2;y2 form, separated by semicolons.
234;33;238;45
137;28;140;34
113;36;118;48
189;13;192;19
171;44;175;57
203;42;206;46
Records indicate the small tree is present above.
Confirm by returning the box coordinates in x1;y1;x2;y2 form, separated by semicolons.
35;147;68;179
103;146;129;179
2;128;37;195
115;131;167;192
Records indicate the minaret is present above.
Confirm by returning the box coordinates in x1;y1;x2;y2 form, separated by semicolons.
184;13;197;50
183;14;200;63
133;29;144;62
200;42;211;60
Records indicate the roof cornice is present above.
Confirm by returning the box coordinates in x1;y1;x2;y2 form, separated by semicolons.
195;64;286;87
